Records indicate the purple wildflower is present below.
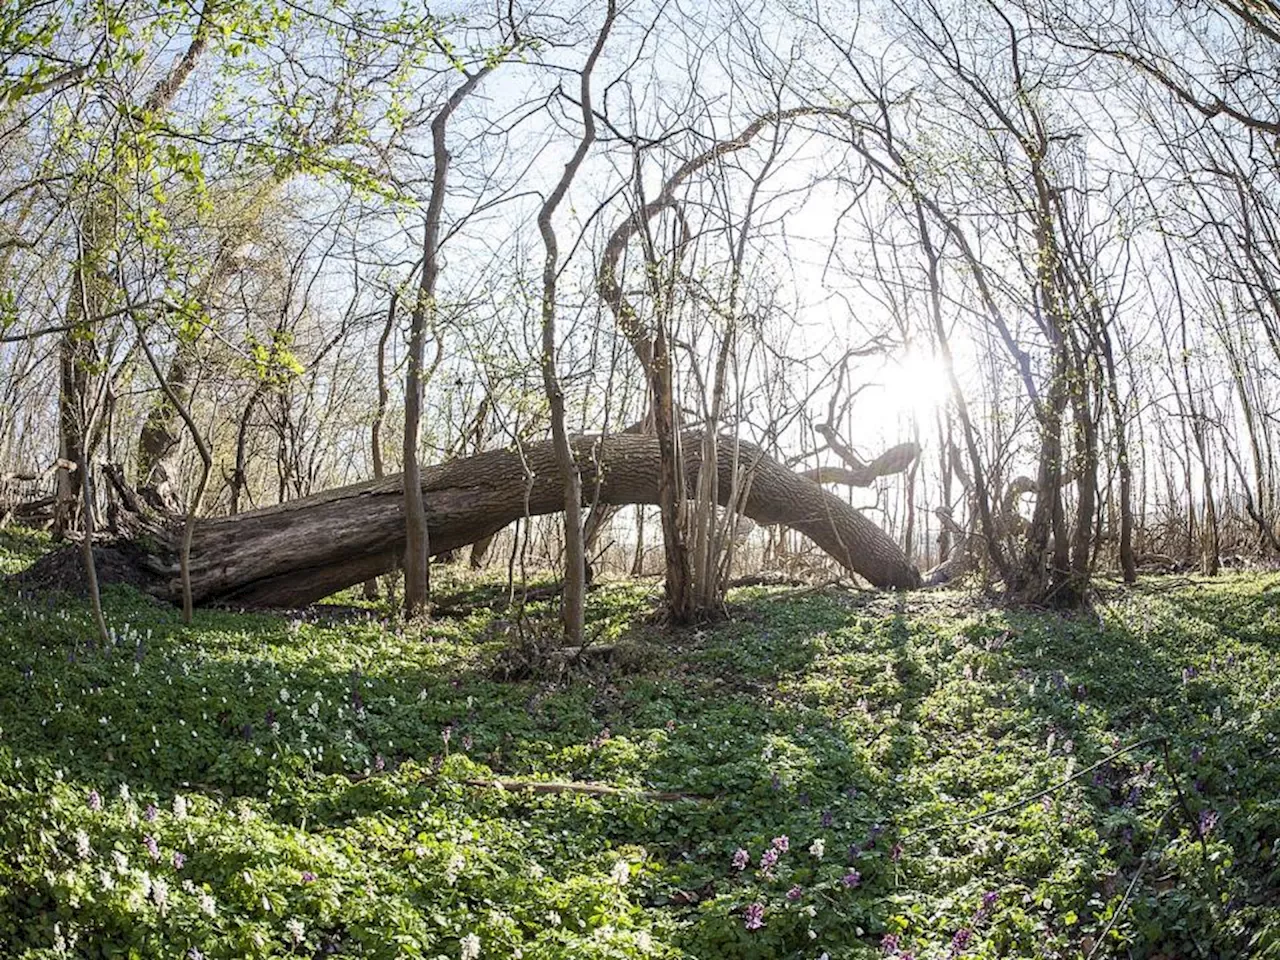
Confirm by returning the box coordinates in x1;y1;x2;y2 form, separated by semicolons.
760;848;779;871
771;835;790;853
881;933;899;954
145;803;158;822
172;851;186;870
890;843;903;862
144;835;160;861
301;870;317;883
187;949;204;960
731;848;750;870
374;754;385;772
974;890;997;920
842;870;862;888
950;927;973;955
441;725;453;747
1182;666;1198;682
821;810;834;828
1191;745;1204;763
88;790;102;811
743;902;765;930
1198;809;1218;837
786;885;803;901
461;734;473;752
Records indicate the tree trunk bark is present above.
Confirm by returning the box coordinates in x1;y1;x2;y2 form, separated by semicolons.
17;432;921;608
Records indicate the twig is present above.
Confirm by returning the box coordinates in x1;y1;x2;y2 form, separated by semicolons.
1160;737;1209;857
900;736;1165;842
1085;804;1175;960
459;777;708;802
343;766;709;803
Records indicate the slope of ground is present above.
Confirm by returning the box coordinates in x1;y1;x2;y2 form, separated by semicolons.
1;528;1278;958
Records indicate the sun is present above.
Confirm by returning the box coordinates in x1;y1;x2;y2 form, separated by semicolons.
878;345;953;421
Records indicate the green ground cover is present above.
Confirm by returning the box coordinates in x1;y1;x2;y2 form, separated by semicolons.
1;528;1278;958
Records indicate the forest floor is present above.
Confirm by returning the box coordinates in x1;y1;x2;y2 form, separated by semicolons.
1;526;1278;959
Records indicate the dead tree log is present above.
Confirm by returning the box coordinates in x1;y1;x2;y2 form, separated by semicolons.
14;431;921;607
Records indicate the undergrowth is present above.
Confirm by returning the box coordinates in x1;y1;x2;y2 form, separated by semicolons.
1;530;1278;958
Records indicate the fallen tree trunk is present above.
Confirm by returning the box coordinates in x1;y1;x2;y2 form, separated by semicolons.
14;431;921;607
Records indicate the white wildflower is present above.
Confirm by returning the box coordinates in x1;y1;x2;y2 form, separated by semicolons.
460;932;481;960
808;838;825;860
118;783;130;803
285;917;305;945
610;860;630;886
172;794;188;819
112;850;129;874
445;852;465;886
74;829;91;860
636;930;653;953
547;911;561;927
198;891;217;917
151;875;169;913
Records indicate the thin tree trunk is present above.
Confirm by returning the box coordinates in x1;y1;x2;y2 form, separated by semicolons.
403;64;498;617
365;288;398;598
1099;324;1137;581
77;451;109;645
536;1;615;642
137;319;211;624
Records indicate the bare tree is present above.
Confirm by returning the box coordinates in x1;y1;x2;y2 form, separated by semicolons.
537;0;616;642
